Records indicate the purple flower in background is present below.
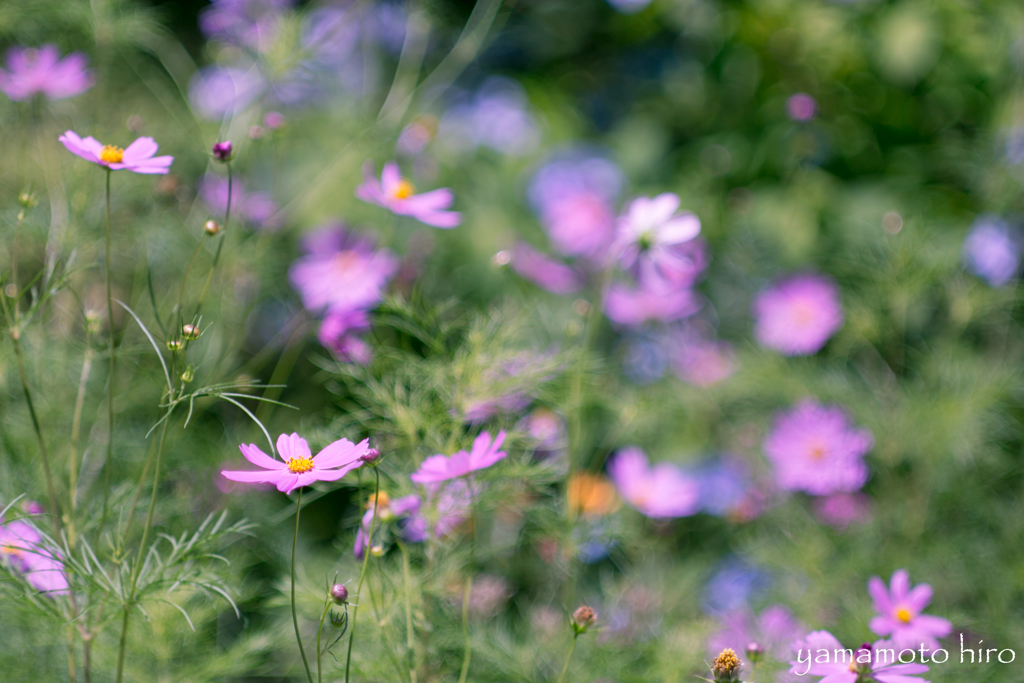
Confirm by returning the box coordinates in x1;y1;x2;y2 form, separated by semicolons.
786;93;817;122
356;161;461;228
790;634;928;683
0;45;93;101
460;352;556;423
438;77;539;156
59;132;173;174
708;604;804;662
519;408;567;461
868;570;952;653
607;447;701;519
188;66;265;120
605;280;702;326
354;494;424;559
702;560;771;614
0;519;69;595
318;308;372;365
813;492;873;530
452;574;512;620
620;332;668;384
289;225;398;315
198;173;279;228
692;457;757;518
410;431;507;484
962;215;1022;287
529;151;624;259
615;193;701;273
631;236;710;291
510;242;584;295
763;400;872;495
221;433;369;494
199;0;292;52
397;116;438;156
669;329;736;387
753;274;843;355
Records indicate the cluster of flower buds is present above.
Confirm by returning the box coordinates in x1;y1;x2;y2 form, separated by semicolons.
711;648;742;683
571;605;597;635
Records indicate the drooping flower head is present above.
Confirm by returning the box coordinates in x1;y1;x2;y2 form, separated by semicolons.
790;633;929;683
0;519;69;595
59;131;173;174
410;431;507;484
221;432;370;494
356;161;461;228
213;140;233;162
606;447;701;519
0;45;93;101
763;400;873;496
615;193;701;279
868;569;952;653
962;215;1022;287
708;604;804;663
753;274;843;355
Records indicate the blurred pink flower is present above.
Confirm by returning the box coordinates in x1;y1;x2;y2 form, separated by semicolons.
669;330;736;387
868;570;952;653
198;173;279;229
607;447;701;518
59;131;173;174
812;492;873;530
0;519;69;595
786;93;817;122
0;45;93;101
510;242;584;295
318;308;372;365
763;400;872;495
753;274;843;355
410;431;507;484
221;432;369;494
356;161;461;228
605;280;702;326
615;193;701;272
354;494;424;559
708;604;804;661
790;633;928;683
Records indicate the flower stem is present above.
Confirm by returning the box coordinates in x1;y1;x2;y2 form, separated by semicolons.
316;597;331;683
456;480;477;683
399;541;418;683
101;168;116;530
67;346;94;548
555;634;578;683
344;467;380;683
194;162;231;318
292;488;315;683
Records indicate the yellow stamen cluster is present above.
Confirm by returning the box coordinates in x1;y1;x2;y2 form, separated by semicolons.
100;145;124;164
712;649;742;682
287;457;315;474
391;178;415;200
896;607;912;623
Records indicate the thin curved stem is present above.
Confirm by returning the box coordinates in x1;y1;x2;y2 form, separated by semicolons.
316;597;331;683
456;479;477;683
101;168;116;529
344;467;380;683
399;541;417;683
292;488;314;683
68;346;94;547
555;634;578;683
194;163;231;318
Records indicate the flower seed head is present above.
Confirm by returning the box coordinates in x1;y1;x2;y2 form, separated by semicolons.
212;141;233;162
204;220;221;236
571;605;597;634
330;584;349;605
711;649;742;683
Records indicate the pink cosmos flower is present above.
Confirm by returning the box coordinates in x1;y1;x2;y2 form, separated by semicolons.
669;330;736;387
707;604;804;662
510;242;584;295
868;570;952;653
604;280;702;326
615;193;701;273
607;447;701;519
0;45;93;101
753;274;843;355
763;400;873;495
356;161;461;228
0;519;69;595
59;131;173;174
790;633;928;683
318;308;372;365
410;431;508;484
221;432;370;494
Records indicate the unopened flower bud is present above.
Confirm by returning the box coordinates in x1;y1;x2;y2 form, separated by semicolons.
18;192;37;208
746;642;764;663
370;544;385;557
360;448;381;465
182;324;200;340
166;339;184;351
571;605;597;634
212;141;233;162
181;366;194;383
711;649;742;683
204;220;221;236
330;584;349;605
85;309;102;334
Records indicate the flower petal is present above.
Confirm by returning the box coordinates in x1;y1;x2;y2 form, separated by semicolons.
277;433;312;462
221;469;282;484
314;438;369;469
869;576;892;613
240;443;285;470
122;136;158;164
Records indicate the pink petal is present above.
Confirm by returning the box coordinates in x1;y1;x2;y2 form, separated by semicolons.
411;454;456;484
311;462;362;482
381;161;402;195
122;136;158;163
221;469;282;484
869;576;892;613
904;584;933;612
275;474;301;493
870;615;895;636
122;156;173;174
240;443;285;470
913;614;952;637
657;213;701;244
313;438;368;469
401;187;454;211
891;570;910;603
355;161;386;206
400;206;461;228
277;433;311;462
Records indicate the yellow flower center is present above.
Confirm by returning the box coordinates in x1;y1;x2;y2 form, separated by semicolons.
807;442;827;460
100;145;124;164
896;607;912;623
367;491;391;509
287;457;315;474
391;179;415;200
0;544;22;558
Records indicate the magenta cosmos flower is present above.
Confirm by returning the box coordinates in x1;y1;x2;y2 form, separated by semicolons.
764;400;873;496
0;45;93;101
868;570;952;653
753;274;843;355
410;431;507;484
790;633;928;683
0;519;69;595
356;161;461;228
59;131;173;174
615;193;701;272
607;447;701;519
605;280;702;326
221;432;370;494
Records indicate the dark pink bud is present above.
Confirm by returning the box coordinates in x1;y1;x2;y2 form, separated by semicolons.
212;141;233;162
360;448;381;465
330;584;349;604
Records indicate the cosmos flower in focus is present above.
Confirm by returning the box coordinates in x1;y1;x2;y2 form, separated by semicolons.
356;161;461;228
962;215;1022;287
752;274;843;355
868;569;952;653
763;400;872;496
410;431;507;484
607;447;701;519
59;132;173;174
221;432;370;494
0;45;93;101
790;634;928;683
0;519;69;595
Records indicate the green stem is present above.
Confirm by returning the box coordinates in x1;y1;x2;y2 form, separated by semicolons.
194;163;231;319
316;597;331;683
101;168;116;529
344;467;380;683
399;542;417;683
555;634;578;683
292;488;314;683
456;479;477;683
67;346;94;548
